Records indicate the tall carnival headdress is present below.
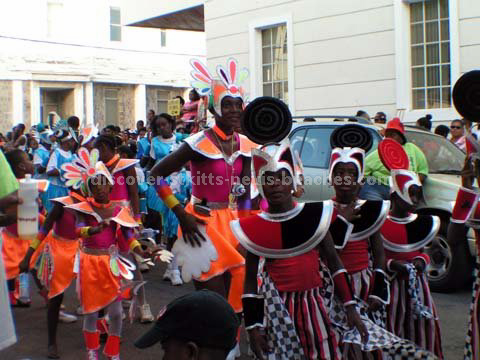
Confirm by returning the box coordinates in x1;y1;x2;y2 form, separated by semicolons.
328;124;373;183
61;147;113;195
378;138;421;205
190;58;249;116
239;96;302;198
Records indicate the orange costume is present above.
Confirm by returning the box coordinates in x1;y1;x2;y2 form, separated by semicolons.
65;200;140;314
2;180;48;280
168;129;257;313
29;192;85;298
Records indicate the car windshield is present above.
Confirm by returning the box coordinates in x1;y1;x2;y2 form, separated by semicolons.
290;125;380;169
405;130;464;174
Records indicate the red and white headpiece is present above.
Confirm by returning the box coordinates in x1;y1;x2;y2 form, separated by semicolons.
328;147;365;184
190;58;249;116
389;169;421;205
377;138;421;205
251;139;303;199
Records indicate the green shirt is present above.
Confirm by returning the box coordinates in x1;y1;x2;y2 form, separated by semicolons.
364;142;429;186
0;150;18;198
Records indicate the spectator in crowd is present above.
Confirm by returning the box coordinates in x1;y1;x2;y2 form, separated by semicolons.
450;119;466;151
416;114;432;131
12;124;27;151
136;120;145;134
360;117;429;200
67;116;80;133
147;109;156;127
434;125;449;138
356;110;371;123
135;290;239;360
373;111;387;124
180;89;201;133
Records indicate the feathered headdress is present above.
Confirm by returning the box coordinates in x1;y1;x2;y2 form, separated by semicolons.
190;58;249;116
61;148;113;194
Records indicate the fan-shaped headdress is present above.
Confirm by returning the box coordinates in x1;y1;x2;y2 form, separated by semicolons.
190;58;249;116
61;147;113;195
80;123;99;146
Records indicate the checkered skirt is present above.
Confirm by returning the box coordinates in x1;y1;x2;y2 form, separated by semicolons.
261;272;340;360
387;272;443;358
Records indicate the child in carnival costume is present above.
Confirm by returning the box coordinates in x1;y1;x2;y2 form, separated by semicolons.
231;137;368;359
61;147;172;360
146;113;189;286
32;124;53;180
377;139;443;358
93;134;156;323
44;128;77;213
327;127;438;359
19;150;90;358
1;150;49;306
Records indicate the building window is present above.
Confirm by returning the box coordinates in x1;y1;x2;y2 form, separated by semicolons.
160;30;167;47
156;90;170;113
110;7;122;42
47;2;63;38
105;89;119;125
261;25;288;104
410;0;450;110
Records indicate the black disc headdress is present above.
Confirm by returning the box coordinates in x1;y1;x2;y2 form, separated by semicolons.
241;96;292;144
330;124;373;152
453;70;480;122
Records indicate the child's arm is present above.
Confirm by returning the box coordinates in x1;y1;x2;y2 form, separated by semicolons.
368;231;389;310
320;232;368;343
123;166;141;224
46;151;60;177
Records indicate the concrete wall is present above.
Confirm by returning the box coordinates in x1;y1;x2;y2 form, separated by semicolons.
0;0;206;130
203;0;480;123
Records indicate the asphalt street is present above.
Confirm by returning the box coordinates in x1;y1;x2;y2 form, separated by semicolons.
0;263;472;360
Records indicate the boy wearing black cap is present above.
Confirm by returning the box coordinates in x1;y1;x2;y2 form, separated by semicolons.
135;290;239;360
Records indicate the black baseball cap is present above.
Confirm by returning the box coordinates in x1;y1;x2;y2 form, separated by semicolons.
134;290;239;351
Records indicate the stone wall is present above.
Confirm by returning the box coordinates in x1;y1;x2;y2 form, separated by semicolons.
146;86;186;117
0;80;12;134
94;84;136;130
23;81;31;129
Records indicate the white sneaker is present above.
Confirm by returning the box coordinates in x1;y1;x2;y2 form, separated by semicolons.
163;268;172;281
139;304;154;323
87;349;98;360
170;270;183;286
59;310;78;323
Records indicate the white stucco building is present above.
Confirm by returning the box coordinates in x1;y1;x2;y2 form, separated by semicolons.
0;0;206;133
139;0;479;124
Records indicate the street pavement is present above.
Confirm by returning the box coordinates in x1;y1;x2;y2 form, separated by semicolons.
0;263;473;359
